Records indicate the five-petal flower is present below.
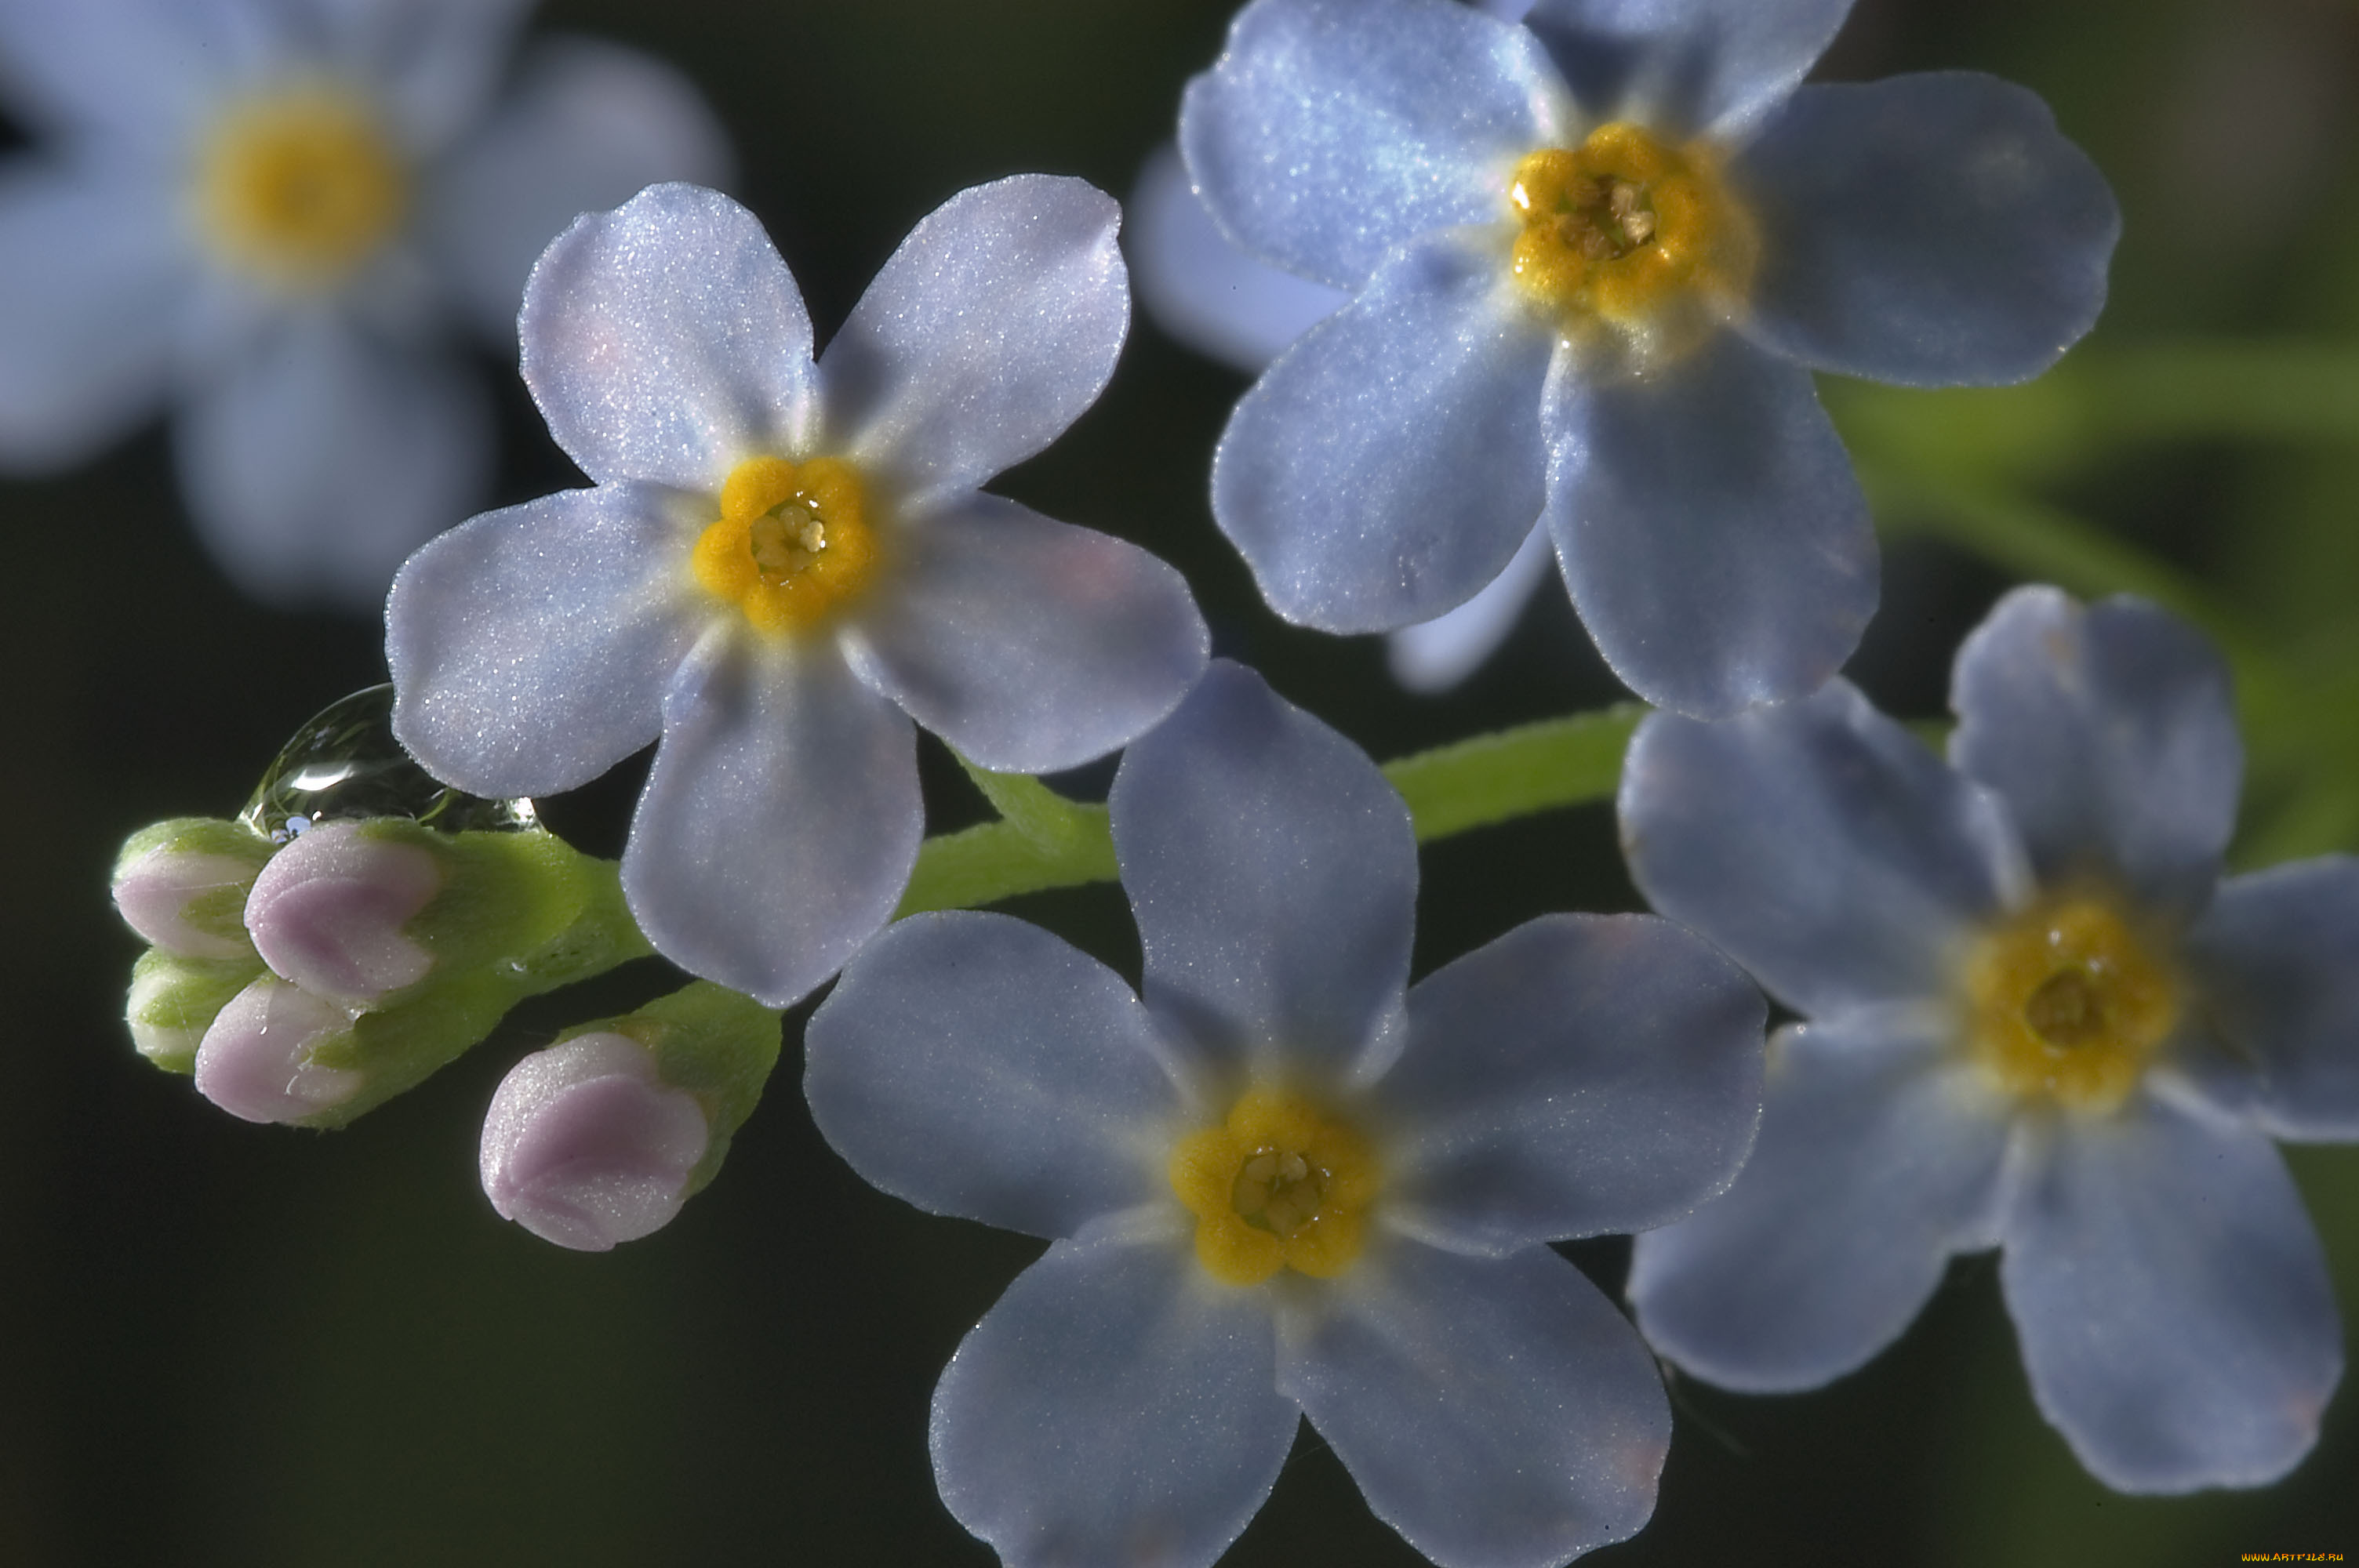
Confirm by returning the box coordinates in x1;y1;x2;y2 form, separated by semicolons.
1618;585;2355;1492
0;0;731;606
805;660;1764;1568
1182;0;2119;717
387;180;1209;1009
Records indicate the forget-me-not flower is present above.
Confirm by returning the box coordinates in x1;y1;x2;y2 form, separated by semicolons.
0;0;729;605
1618;586;2355;1492
805;660;1764;1568
1129;135;1557;695
1183;0;2119;717
387;180;1209;1009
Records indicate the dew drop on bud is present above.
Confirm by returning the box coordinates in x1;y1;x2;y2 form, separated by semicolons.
238;684;538;843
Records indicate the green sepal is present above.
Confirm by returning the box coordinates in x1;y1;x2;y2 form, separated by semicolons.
126;948;264;1074
113;817;274;884
289;824;655;1128
558;982;784;1196
112;817;274;953
342;819;649;989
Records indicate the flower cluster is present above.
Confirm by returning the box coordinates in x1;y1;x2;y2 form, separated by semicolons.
114;811;649;1126
85;0;2359;1564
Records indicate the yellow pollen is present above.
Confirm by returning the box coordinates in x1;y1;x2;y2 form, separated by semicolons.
194;85;409;287
1507;123;1754;357
1960;894;2183;1112
691;456;882;637
1169;1087;1380;1287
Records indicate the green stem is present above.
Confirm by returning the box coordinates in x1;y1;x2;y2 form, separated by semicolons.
1385;704;1645;841
896;706;1647;917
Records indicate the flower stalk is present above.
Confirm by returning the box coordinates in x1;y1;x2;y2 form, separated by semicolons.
898;704;1645;917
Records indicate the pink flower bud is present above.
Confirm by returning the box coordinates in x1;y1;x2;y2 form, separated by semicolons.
193;978;365;1124
113;848;260;960
244;821;440;1005
480;1033;711;1252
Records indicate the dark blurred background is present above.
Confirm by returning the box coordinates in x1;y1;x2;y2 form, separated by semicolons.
4;0;2357;1563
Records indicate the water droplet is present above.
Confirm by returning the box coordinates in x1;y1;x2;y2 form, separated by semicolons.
239;685;536;843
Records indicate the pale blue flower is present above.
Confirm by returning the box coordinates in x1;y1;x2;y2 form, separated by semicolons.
388;181;1209;1009
0;0;729;606
1131;135;1553;695
805;661;1764;1568
1619;585;2355;1492
1183;0;2119;717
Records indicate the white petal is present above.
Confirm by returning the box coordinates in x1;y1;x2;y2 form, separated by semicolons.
2183;858;2359;1142
1280;1243;1668;1567
1629;1012;2016;1392
931;1235;1297;1568
0;162;188;469
623;640;920;1008
1384;524;1554;692
1546;328;1876;719
387;483;702;798
1519;0;1855;140
1180;0;1565;289
519;183;816;491
805;911;1182;1239
1949;586;2241;921
424;34;732;348
841;492;1207;774
307;0;533;153
1381;913;1764;1254
1735;74;2117;386
0;0;255;147
1211;228;1554;632
2001;1095;2341;1492
1126;140;1345;374
1618;683;2025;1017
819;175;1127;509
1112;662;1416;1083
173;309;492;610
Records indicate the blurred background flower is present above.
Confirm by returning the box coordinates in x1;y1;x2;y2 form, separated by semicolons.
0;0;729;607
6;0;2358;1564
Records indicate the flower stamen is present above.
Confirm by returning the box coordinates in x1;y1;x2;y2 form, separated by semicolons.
1507;123;1754;361
1169;1087;1379;1286
692;456;881;637
194;85;409;288
1961;895;2182;1112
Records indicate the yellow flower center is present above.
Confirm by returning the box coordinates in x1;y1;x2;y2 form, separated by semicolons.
194;85;410;288
1168;1087;1380;1287
1507;123;1755;360
1960;895;2183;1112
690;456;883;637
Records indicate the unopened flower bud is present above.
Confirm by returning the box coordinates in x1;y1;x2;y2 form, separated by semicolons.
480;1033;712;1252
112;818;273;960
244;819;441;1005
193;977;365;1125
125;949;264;1073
